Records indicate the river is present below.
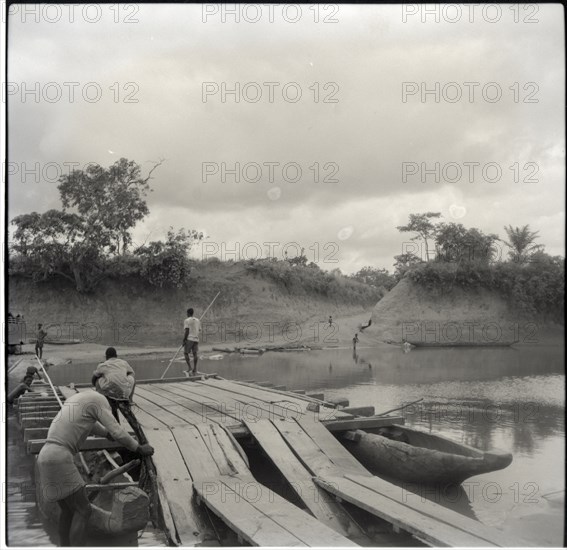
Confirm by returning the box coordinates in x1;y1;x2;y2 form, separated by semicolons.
8;341;564;546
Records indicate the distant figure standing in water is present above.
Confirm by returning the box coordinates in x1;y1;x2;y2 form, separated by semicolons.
328;315;333;327
352;333;359;349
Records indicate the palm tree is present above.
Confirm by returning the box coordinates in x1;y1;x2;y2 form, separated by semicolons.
503;225;543;264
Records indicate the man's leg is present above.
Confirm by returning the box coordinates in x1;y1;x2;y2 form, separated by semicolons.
38;344;43;359
183;344;192;371
58;499;73;546
192;350;198;374
66;485;92;546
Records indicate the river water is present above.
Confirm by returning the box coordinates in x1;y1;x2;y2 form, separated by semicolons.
8;342;564;546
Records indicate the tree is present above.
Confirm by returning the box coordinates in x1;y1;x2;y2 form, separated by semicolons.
397;212;441;262
10;158;163;292
393;252;422;280
58;158;163;254
10;209;110;292
503;225;544;264
434;223;499;264
134;228;203;288
351;266;396;290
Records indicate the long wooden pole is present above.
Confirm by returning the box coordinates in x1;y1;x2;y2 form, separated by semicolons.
160;291;221;379
376;397;423;417
159;345;183;380
35;356;63;408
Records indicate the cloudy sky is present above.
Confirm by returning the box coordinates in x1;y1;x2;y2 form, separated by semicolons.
6;3;565;273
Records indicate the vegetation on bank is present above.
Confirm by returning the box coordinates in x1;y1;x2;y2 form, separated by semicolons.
396;213;564;321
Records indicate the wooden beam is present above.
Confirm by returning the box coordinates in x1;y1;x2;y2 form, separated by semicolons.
342;406;375;417
27;437;129;454
326;397;349;407
306;393;324;401
322;416;405;432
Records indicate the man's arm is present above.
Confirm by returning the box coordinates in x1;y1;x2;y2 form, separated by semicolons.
183;327;189;344
90;402;140;452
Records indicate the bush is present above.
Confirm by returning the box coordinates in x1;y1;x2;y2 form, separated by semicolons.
407;255;564;319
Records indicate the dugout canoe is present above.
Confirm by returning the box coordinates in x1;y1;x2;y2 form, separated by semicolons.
406;340;519;348
30;338;82;345
340;425;513;485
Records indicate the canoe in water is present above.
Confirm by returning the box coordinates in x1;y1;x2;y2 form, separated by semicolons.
340;425;513;485
407;340;518;348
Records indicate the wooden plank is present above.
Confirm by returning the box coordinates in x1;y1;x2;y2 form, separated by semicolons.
207;423;251;476
195;476;307;547
343;473;525;547
133;391;195;428
173;425;224;482
17;397;61;406
193;424;235;476
315;475;498;548
215;379;353;420
245;419;365;540
272;419;340;477
141;383;239;427
342;406;375;417
296;416;370;477
323;416;405;432
20;417;55;429
146;428;218;546
18;403;61;412
27;437;126;454
193;379;326;424
166;380;300;425
306;393;324;401
219;475;358;547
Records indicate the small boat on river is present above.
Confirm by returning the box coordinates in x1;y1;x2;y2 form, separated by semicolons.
340;424;513;485
407;340;518;348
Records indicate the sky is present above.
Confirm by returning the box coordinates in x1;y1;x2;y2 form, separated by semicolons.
6;3;565;274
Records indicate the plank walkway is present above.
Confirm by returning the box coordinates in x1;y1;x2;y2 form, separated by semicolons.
16;376;527;547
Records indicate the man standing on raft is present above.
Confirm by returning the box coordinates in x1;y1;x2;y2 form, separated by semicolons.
183;307;201;375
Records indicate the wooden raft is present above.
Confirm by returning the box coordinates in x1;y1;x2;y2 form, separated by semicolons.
17;377;527;547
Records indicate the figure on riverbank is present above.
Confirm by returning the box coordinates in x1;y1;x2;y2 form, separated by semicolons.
183;308;201;375
328;315;333;327
36;390;154;546
35;324;48;359
92;347;136;420
353;333;359;349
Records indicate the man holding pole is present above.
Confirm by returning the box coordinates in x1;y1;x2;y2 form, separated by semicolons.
183;307;201;375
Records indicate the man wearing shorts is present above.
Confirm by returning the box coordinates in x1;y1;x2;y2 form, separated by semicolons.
35;323;48;359
183;308;201;375
36;390;154;546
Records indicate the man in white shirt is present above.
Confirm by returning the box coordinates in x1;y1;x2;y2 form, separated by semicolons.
183;307;201;375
